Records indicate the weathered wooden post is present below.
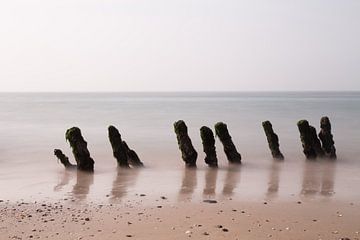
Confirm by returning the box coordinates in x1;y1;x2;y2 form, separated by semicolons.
297;120;324;159
214;122;241;164
309;125;325;157
262;121;284;160
108;125;129;168
200;126;218;167
54;149;76;169
318;116;336;159
174;120;198;167
65;127;95;172
297;120;316;159
122;141;144;167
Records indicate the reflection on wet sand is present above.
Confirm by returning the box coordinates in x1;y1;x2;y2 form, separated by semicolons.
222;165;241;196
178;167;197;201
320;160;336;196
110;167;140;202
203;168;218;197
301;159;336;198
267;160;282;198
54;170;76;192
71;171;94;201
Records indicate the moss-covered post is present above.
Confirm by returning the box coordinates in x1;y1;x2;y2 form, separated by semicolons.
318;116;336;159
122;141;144;167
200;126;218;167
262;121;284;160
108;125;129;168
309;125;325;157
174;120;198;167
297;120;316;159
54;149;76;169
297;120;324;159
214;122;241;164
65;127;95;172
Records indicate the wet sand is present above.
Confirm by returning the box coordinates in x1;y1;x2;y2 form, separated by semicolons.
0;160;360;240
1;198;359;240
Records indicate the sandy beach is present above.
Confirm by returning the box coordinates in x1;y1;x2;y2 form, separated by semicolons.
1;93;360;239
1;197;359;240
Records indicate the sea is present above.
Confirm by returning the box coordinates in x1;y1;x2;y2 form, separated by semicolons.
0;92;359;203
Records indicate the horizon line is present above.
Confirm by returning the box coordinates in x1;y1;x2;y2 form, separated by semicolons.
1;90;360;93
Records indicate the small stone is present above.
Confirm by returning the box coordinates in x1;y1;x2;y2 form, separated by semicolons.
203;200;217;204
126;234;133;237
222;228;229;232
203;232;210;235
85;218;90;221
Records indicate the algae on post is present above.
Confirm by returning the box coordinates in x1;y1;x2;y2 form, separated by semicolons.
214;122;241;164
174;120;198;167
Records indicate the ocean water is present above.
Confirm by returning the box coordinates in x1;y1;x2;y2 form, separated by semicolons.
0;92;359;203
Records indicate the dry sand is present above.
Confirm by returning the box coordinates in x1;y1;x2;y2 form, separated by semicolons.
0;197;359;240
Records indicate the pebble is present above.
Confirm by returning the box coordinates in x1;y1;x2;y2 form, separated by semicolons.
203;200;217;204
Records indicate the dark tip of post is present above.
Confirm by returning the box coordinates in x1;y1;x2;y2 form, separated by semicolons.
319;116;336;159
65;127;94;172
262;120;284;160
214;122;241;164
54;149;76;169
297;120;324;159
108;125;130;168
174;120;198;168
122;141;144;167
200;126;218;168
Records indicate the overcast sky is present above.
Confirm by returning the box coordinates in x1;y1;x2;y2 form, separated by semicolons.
0;0;359;92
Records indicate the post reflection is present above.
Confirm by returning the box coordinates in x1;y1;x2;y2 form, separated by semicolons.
301;159;336;198
54;169;76;192
320;160;336;196
71;171;94;201
222;164;241;196
203;168;218;198
110;167;140;202
266;160;282;198
178;167;197;201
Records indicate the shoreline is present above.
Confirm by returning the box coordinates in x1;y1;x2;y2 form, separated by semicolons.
1;198;358;240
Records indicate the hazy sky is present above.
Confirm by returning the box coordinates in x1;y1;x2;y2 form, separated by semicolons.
0;0;359;92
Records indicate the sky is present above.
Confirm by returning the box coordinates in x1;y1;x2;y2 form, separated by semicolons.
0;0;359;92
